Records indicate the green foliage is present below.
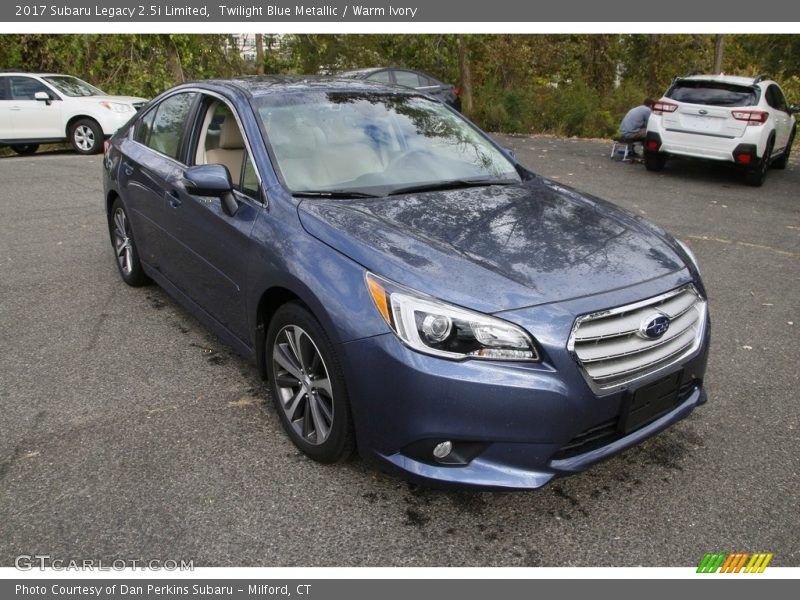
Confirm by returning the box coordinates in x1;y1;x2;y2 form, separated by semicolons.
2;33;798;137
0;34;242;98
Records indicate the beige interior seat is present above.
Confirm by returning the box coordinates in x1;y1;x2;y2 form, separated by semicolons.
206;116;245;185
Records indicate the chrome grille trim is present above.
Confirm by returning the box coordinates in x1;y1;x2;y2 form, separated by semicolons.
568;285;707;394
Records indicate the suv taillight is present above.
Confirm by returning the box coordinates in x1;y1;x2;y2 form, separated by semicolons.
652;101;678;115
731;110;769;126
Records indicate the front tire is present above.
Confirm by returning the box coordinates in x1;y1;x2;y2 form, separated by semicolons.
266;303;354;464
69;118;103;154
11;144;39;156
109;199;149;286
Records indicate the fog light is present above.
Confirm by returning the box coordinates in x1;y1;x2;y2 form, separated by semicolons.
432;441;453;460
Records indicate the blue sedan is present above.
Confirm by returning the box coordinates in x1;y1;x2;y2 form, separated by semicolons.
103;77;710;490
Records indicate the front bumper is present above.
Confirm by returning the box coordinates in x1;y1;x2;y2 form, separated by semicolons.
339;300;710;490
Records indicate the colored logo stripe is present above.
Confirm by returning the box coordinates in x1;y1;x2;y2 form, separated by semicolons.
697;552;773;573
697;553;726;573
745;553;773;573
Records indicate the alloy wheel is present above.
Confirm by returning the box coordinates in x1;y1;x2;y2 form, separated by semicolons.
112;207;134;275
271;325;335;445
74;125;96;152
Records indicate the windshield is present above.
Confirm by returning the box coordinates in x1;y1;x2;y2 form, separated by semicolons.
255;92;520;195
42;75;105;97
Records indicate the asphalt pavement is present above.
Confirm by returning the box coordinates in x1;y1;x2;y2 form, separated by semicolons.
0;138;797;567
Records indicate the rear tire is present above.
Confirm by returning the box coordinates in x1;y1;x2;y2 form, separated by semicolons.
772;128;795;170
744;138;774;187
644;152;666;172
11;144;39;156
109;198;150;287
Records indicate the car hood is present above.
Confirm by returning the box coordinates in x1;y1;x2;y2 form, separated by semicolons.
297;177;687;313
75;95;148;105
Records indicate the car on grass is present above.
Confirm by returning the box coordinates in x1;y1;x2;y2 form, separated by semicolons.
103;76;710;490
644;73;798;186
338;67;461;111
0;71;147;156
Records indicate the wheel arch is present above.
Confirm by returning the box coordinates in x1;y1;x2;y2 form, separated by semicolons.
65;114;103;138
255;285;320;380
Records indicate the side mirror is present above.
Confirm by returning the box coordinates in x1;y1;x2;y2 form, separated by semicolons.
789;104;800;114
34;91;51;105
183;164;239;216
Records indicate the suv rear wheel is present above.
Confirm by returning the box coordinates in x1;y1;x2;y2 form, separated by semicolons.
11;144;39;156
644;152;666;172
744;138;774;187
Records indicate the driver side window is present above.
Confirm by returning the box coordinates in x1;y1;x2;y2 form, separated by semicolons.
195;100;260;200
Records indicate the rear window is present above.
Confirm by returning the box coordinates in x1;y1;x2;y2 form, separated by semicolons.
667;81;759;107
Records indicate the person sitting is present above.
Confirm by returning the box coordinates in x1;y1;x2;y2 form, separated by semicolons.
619;98;655;143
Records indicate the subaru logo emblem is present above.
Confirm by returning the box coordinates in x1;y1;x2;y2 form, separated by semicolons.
638;313;670;339
699;109;708;115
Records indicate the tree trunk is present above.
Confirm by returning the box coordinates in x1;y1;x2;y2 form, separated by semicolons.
713;34;725;74
255;33;265;75
648;34;659;96
457;35;473;114
164;36;185;84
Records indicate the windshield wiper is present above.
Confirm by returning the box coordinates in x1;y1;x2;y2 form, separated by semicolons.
387;178;517;196
292;190;382;199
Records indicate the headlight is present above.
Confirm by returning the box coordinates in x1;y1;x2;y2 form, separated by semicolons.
100;101;134;113
677;239;701;274
366;273;539;361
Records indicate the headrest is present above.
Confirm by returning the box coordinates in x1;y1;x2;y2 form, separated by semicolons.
219;115;245;149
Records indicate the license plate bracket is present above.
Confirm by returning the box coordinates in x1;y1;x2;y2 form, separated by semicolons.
622;371;682;434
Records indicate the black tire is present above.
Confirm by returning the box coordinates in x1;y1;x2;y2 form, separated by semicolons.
69;118;103;154
772;128;795;170
644;152;666;172
109;198;150;286
744;137;774;187
266;302;355;464
11;144;39;156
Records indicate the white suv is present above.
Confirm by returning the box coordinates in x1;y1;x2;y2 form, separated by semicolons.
0;72;148;156
644;74;798;186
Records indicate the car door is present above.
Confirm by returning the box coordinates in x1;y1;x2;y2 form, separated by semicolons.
0;77;14;140
118;92;198;276
161;96;261;343
6;76;63;140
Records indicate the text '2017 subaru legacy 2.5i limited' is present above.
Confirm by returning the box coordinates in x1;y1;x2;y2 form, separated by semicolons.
103;77;710;490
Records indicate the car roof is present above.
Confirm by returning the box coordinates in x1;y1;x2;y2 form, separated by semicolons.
338;68;385;77
179;75;420;98
0;71;74;76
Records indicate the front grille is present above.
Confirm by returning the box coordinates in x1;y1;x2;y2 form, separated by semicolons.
568;285;707;393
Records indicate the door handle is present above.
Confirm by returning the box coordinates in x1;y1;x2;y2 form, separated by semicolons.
166;190;182;208
10;107;21;111
122;161;134;176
